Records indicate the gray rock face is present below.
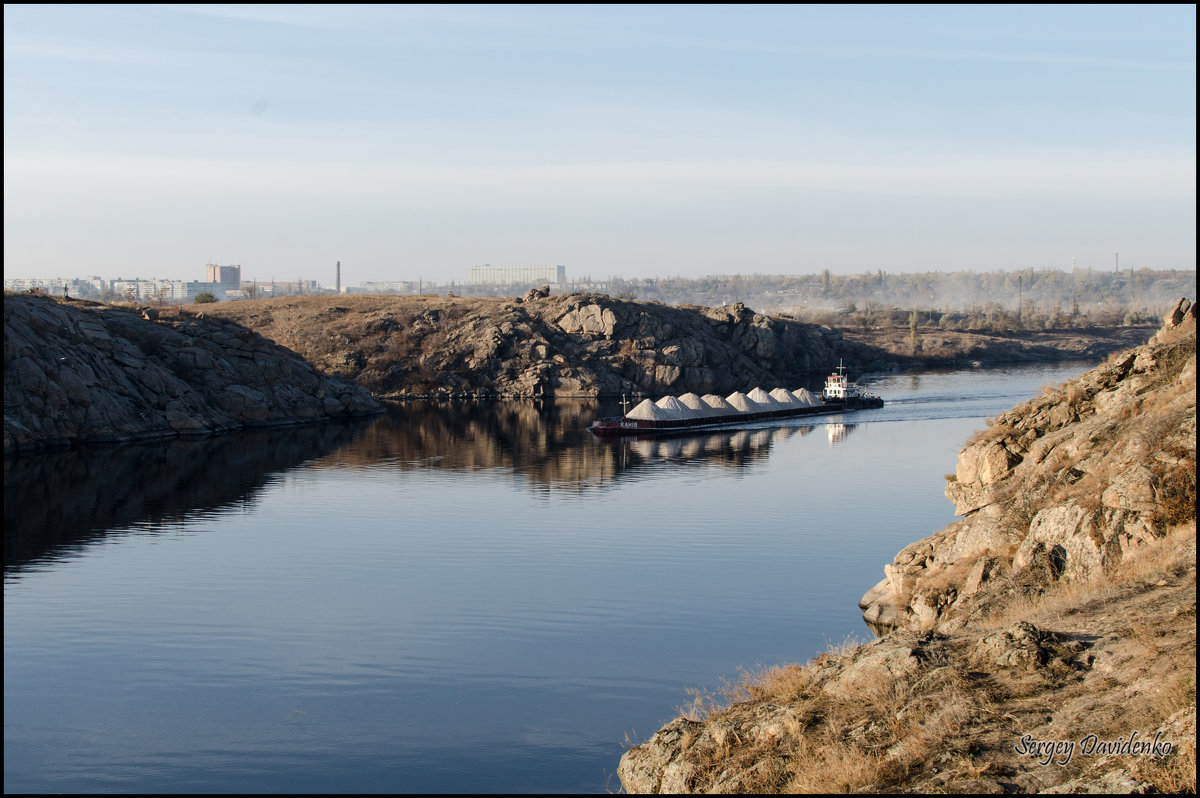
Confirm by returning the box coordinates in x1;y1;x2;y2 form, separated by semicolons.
4;295;383;454
483;296;879;397
971;621;1058;670
220;294;885;399
860;299;1197;634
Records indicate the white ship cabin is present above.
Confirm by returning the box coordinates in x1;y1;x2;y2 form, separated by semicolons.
823;361;860;400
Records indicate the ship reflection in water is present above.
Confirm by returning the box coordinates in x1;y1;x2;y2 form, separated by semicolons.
826;423;858;447
595;423;818;476
320;400;857;492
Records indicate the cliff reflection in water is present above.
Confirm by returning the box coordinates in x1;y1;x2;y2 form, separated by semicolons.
318;400;830;491
3;419;374;572
4;401;851;569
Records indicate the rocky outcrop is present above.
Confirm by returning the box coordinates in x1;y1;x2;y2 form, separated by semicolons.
860;298;1196;635
197;293;1156;400
4;294;383;454
203;294;883;398
618;299;1196;794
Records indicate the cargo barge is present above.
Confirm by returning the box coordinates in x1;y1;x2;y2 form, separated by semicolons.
588;362;883;437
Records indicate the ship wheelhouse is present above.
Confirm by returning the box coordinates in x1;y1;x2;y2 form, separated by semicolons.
822;361;858;402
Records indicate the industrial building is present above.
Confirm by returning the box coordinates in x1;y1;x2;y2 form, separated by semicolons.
205;263;241;292
467;264;566;286
349;281;422;295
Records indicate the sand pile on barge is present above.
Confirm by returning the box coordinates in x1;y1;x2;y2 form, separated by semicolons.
748;387;786;409
701;395;736;414
655;395;699;419
792;388;821;406
724;392;757;412
625;398;676;421
678;393;722;417
769;388;803;406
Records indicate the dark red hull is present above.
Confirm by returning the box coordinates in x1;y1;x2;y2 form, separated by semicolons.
588;397;883;437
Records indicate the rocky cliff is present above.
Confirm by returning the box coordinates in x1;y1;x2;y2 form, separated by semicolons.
201;291;884;398
618;298;1196;794
860;298;1196;636
4;294;382;455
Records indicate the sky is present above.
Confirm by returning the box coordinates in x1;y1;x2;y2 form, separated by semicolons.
3;4;1196;286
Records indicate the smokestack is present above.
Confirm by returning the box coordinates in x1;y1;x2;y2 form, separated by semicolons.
336;261;341;294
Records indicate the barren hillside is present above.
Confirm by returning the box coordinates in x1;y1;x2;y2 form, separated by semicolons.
4;293;381;454
202;292;884;398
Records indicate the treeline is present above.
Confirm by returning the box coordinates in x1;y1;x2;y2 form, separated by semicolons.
593;267;1193;319
442;267;1192;323
75;267;1192;328
810;304;1161;337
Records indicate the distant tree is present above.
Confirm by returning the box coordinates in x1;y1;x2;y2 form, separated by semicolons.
193;292;217;304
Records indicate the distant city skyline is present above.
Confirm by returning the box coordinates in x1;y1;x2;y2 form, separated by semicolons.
4;5;1195;284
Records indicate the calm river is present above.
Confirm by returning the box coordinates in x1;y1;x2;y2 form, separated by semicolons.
4;362;1092;793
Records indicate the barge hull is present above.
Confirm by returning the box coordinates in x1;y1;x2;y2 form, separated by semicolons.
588;398;881;437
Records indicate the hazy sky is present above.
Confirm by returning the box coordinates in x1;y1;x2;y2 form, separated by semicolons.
4;4;1196;285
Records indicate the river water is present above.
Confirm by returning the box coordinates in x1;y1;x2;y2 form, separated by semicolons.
4;362;1093;793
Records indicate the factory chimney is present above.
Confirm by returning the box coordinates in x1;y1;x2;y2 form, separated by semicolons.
336;261;341;294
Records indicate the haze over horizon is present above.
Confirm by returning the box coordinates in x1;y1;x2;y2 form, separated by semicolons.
4;4;1196;285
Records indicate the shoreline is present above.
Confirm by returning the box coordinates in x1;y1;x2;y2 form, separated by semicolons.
3;290;1162;449
617;300;1196;794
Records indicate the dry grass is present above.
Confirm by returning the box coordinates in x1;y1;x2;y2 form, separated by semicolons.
915;555;977;596
681;665;819;722
980;520;1194;631
1072;662;1196;794
783;665;984;792
964;415;1014;447
1131;729;1196;794
1155;449;1197;527
635;519;1195;794
667;636;1005;793
1110;520;1196;585
975;521;1195;792
680;636;867;720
